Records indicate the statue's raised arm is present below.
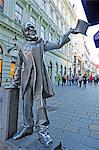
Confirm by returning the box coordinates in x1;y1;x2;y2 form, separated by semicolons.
44;28;74;51
44;19;90;52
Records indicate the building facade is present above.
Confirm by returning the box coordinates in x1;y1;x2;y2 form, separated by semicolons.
0;0;86;86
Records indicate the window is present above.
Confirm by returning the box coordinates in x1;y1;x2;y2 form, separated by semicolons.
56;14;59;26
0;0;4;12
41;25;45;40
15;3;23;24
42;0;46;10
30;16;36;27
50;6;54;20
49;32;52;41
61;21;63;32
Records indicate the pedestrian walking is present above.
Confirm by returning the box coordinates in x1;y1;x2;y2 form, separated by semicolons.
62;74;66;86
78;74;82;87
90;74;93;85
66;74;69;85
83;74;87;88
68;75;72;86
74;74;79;85
94;75;98;86
57;73;61;85
71;74;74;85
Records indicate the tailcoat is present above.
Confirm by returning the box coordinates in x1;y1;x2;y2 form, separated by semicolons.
12;29;71;99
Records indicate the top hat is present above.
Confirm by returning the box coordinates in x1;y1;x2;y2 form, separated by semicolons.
73;19;91;35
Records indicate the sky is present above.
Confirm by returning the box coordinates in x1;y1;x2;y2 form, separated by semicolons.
69;0;99;64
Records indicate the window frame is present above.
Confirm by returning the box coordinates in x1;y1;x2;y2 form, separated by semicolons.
15;3;23;24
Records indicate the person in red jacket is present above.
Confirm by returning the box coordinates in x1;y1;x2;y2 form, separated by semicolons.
90;74;93;84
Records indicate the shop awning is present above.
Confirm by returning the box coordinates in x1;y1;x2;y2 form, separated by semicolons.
94;31;99;48
81;0;99;26
81;0;99;48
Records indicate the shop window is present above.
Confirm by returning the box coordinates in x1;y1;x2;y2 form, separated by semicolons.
10;63;16;80
0;0;4;12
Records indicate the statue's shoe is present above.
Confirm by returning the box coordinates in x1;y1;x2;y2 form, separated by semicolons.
13;126;33;140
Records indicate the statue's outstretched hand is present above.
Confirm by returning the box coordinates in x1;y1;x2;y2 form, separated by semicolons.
65;28;75;36
69;28;79;34
69;28;75;33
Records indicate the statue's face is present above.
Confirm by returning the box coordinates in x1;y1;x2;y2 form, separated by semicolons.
22;22;38;41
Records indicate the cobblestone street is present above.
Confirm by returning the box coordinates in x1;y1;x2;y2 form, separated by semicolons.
1;84;99;150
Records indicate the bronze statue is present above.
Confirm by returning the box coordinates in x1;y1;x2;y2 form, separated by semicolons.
6;20;89;146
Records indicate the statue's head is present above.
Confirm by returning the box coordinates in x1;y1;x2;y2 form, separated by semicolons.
22;22;38;41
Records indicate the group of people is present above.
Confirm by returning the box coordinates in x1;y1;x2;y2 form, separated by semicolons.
57;73;99;88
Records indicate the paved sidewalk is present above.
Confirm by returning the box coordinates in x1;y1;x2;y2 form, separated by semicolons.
1;84;99;150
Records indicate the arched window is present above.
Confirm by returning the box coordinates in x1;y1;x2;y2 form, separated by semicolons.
0;46;3;54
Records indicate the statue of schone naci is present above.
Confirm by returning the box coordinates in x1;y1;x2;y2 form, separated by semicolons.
7;20;89;146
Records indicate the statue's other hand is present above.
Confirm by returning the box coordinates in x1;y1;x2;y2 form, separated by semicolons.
5;84;18;89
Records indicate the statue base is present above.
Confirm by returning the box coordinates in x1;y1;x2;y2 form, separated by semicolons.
0;88;19;141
